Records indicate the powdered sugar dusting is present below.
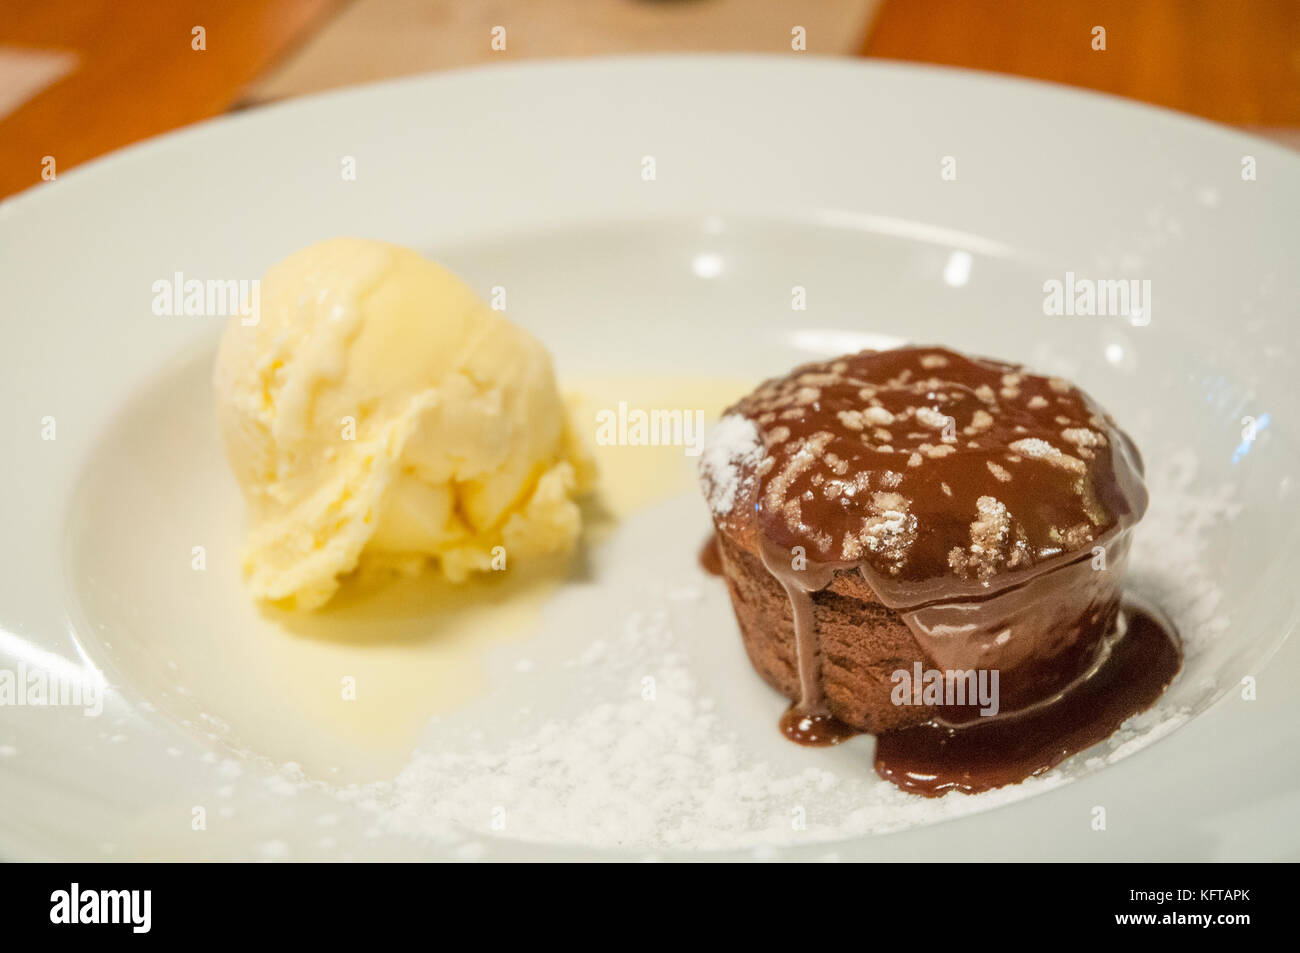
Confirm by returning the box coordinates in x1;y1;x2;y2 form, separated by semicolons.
699;414;763;518
332;596;1066;850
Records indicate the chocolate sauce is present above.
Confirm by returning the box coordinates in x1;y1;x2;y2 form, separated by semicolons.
725;346;1148;607
760;538;840;721
874;602;1181;796
698;534;723;576
780;706;857;746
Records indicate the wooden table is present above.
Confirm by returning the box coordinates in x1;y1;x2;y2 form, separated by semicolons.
2;0;1297;200
0;0;340;198
864;0;1300;149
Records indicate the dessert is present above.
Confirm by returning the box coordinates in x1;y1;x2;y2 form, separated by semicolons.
699;345;1179;794
214;238;592;610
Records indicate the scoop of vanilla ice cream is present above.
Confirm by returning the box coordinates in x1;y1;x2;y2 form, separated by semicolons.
214;238;592;610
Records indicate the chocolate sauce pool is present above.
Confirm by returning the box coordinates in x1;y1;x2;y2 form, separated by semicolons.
874;602;1180;796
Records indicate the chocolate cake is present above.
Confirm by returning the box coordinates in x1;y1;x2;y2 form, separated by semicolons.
699;346;1175;789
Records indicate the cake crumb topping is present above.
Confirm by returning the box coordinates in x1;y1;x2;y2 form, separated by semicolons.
1061;427;1107;448
1008;437;1087;474
987;461;1012;482
947;495;1033;581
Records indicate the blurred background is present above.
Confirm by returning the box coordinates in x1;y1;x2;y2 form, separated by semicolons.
1;0;1298;199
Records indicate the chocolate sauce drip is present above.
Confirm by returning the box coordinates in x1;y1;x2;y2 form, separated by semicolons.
760;537;839;720
698;534;723;576
874;602;1181;796
779;707;857;746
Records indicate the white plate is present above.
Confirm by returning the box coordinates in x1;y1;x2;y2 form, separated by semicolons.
2;55;1298;860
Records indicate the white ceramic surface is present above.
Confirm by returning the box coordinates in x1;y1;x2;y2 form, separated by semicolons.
1;56;1297;860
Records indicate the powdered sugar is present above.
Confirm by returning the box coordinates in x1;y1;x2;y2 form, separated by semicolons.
332;594;1065;849
698;414;763;518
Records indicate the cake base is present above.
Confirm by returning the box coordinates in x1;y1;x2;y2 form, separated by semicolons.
714;530;936;734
